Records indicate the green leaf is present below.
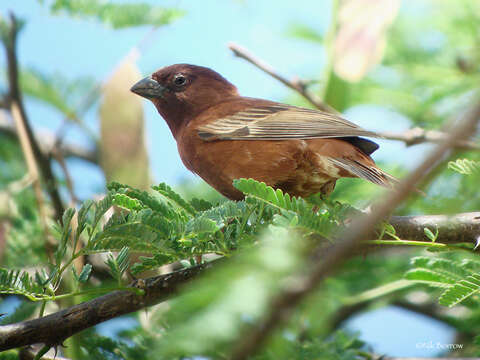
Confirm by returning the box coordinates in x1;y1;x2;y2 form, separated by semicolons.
189;198;213;212
76;200;94;238
130;253;174;275
439;273;480;307
286;24;324;43
423;227;438;242
108;182;185;223
186;216;219;235
90;194;114;237
0;268;48;301
448;159;480;175
55;208;76;266
112;193;143;211
404;268;455;287
78;264;92;283
106;247;130;283
233;178;338;237
153;183;196;216
48;0;184;29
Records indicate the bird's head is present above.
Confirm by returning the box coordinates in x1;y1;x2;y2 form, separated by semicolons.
130;64;238;137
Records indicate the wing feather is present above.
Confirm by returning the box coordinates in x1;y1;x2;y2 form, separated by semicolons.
327;158;398;187
197;104;379;141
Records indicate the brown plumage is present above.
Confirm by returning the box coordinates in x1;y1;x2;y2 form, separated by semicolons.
131;64;396;200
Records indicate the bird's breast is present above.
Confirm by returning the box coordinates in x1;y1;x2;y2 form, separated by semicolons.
176;128;341;199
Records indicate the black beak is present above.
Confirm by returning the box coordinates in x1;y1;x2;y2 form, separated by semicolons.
130;76;166;99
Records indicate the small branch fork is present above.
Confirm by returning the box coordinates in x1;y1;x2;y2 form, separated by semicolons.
228;42;480;151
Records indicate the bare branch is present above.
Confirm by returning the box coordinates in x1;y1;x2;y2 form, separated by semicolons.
380;127;480;150
228;42;337;114
390;212;480;245
229;101;480;360
228;42;480;151
0;115;98;164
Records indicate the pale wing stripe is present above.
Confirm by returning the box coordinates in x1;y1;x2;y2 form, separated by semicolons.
197;104;380;140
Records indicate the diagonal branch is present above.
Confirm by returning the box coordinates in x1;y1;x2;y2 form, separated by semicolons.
228;42;480;151
10;101;55;258
229;101;480;360
229;42;337;114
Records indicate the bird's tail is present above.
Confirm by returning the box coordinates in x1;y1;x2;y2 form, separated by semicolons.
328;158;399;188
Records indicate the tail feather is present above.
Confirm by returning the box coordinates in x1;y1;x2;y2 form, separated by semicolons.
328;158;399;188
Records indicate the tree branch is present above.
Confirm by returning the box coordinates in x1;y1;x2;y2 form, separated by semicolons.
0;114;98;164
228;42;337;114
3;13;65;222
229;101;480;360
228;42;480;151
379;127;480;150
10;101;55;258
389;212;480;245
0;261;215;351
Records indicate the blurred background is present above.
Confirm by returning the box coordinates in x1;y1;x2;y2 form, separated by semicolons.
1;0;480;358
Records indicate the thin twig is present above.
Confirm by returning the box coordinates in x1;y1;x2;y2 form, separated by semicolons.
228;42;338;114
379;127;480;150
50;149;83;273
50;149;79;205
229;101;480;360
3;13;65;223
228;42;480;151
0;117;98;163
10;101;54;258
0;222;6;263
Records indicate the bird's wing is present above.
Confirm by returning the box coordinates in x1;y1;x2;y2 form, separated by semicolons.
197;103;379;141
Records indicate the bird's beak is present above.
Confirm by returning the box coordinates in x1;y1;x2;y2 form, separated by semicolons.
130;76;166;99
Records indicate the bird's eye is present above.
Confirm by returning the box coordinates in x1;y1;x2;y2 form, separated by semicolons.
173;74;187;87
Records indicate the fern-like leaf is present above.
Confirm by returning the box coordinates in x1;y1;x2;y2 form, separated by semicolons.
439;274;480;307
234;178;337;237
0;268;48;301
153;183;196;216
448;159;479;175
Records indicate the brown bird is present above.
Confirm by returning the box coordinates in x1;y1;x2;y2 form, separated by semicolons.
130;64;396;200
